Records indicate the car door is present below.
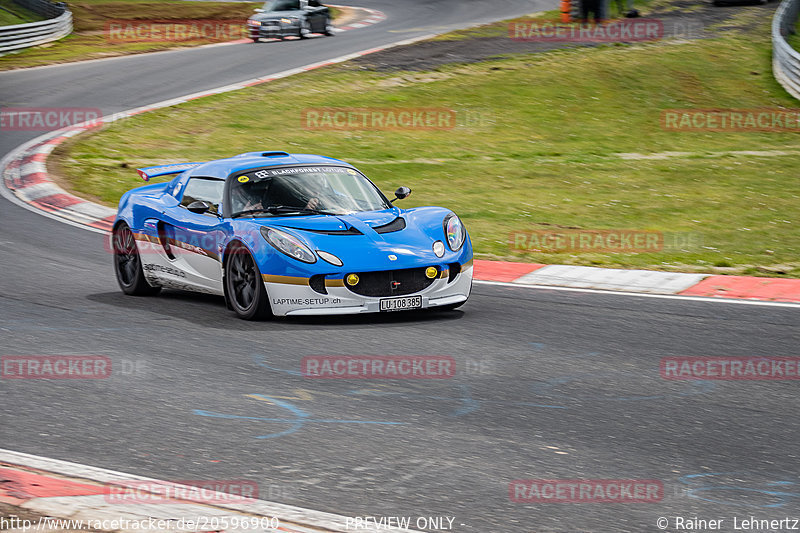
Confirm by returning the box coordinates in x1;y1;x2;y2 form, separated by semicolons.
157;177;227;295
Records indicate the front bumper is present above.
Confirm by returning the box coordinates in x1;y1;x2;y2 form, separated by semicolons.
249;20;299;39
265;262;473;316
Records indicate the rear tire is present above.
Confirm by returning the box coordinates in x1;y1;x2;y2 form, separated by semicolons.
225;242;272;320
324;17;334;36
113;223;161;296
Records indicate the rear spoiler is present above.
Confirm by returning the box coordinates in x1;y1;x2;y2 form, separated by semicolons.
136;162;206;182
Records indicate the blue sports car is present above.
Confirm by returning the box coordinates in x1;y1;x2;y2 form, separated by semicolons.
112;151;473;319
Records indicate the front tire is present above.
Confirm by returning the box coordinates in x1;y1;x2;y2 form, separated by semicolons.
225;242;272;320
299;19;310;38
113;223;161;296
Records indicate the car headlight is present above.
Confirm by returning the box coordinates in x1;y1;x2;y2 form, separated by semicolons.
433;240;445;257
280;17;296;24
443;214;466;252
317;250;343;266
248;19;261;26
261;227;316;264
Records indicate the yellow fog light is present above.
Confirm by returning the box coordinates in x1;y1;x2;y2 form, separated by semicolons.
425;267;438;279
346;274;360;286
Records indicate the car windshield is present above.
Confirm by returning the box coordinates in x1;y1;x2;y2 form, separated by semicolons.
261;0;300;12
229;166;391;218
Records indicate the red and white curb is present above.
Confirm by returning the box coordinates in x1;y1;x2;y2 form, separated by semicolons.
0;449;418;533
3;131;118;232
473;260;800;305
514;264;707;294
335;6;386;32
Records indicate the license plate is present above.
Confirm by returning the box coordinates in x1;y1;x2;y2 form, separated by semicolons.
380;295;423;312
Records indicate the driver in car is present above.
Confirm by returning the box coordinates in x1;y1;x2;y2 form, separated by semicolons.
294;172;353;212
272;172;351;212
231;180;269;214
232;173;333;213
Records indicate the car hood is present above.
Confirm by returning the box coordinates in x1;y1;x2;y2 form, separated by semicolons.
250;10;305;20
253;207;460;270
276;209;398;232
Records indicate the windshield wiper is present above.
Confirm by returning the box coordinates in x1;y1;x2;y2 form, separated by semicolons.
232;208;271;218
267;205;333;215
232;206;332;218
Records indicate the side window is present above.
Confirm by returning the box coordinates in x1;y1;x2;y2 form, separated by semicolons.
308;0;321;6
180;178;224;215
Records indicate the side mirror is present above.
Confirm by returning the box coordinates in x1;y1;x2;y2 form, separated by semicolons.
391;186;411;203
187;200;211;214
254;8;264;12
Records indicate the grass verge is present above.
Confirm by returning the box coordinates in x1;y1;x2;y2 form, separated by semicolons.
53;6;800;277
0;0;43;25
432;0;653;42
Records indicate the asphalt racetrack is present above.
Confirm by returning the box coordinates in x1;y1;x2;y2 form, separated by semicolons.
1;1;800;531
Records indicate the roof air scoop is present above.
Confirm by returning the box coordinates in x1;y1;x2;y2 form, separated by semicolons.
261;151;290;157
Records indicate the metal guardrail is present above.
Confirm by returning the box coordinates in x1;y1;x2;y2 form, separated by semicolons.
14;0;66;18
773;0;800;99
0;1;72;54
